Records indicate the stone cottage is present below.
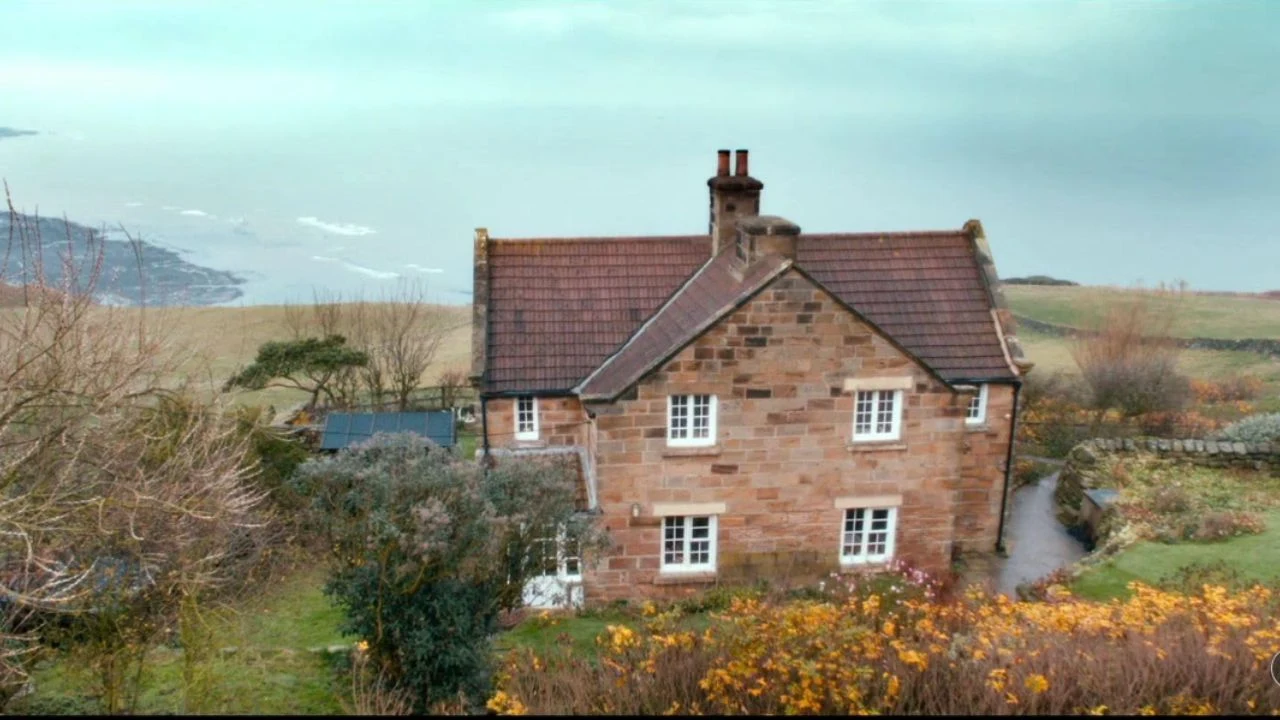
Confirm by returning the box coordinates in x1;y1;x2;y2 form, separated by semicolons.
470;149;1033;606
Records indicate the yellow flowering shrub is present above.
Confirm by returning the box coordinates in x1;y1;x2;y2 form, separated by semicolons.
491;580;1280;715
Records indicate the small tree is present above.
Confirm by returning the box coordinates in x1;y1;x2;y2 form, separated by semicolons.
291;434;602;712
1071;286;1191;425
223;335;368;408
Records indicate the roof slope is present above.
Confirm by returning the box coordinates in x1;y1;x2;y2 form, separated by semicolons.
484;236;710;393
578;250;791;399
798;232;1014;380
481;228;1015;393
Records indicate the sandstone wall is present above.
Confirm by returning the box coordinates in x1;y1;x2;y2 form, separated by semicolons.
581;270;991;602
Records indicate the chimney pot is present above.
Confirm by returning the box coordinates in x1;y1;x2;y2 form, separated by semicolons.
734;149;749;177
716;149;731;177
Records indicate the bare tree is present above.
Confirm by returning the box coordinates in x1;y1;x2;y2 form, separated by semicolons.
375;282;448;411
1071;285;1191;425
0;186;269;706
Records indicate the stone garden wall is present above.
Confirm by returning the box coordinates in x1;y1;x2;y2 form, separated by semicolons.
1011;314;1280;359
1056;437;1280;523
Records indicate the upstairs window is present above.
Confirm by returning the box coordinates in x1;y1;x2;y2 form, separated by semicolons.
515;396;539;440
668;394;717;447
966;384;989;426
840;506;898;565
852;389;902;442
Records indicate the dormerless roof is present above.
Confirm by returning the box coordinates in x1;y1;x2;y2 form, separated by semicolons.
481;229;1015;395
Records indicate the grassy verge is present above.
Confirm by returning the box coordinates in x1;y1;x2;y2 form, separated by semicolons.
10;564;352;715
1073;510;1280;601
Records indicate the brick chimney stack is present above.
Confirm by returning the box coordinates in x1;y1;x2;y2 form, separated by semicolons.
707;148;763;256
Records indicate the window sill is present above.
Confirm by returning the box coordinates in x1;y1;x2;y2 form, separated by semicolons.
662;445;721;458
964;423;989;433
838;560;892;573
653;571;718;586
847;442;907;453
512;438;546;448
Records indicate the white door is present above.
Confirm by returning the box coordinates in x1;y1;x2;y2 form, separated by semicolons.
522;529;583;609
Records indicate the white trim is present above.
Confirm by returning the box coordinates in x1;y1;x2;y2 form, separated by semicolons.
652;501;727;517
660;514;718;574
514;395;539;441
667;394;718;447
965;384;989;425
839;506;898;566
834;494;903;510
843;376;913;392
851;389;903;442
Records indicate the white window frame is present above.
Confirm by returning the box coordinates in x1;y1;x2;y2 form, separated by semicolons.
666;394;717;447
515;396;539;441
839;506;898;566
965;384;989;426
852;389;903;442
660;515;717;574
530;525;581;580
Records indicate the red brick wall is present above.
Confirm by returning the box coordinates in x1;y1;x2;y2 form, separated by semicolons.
955;384;1016;551
580;270;993;603
484;396;589;449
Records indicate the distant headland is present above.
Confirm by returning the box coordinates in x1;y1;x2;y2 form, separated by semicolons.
0;212;245;306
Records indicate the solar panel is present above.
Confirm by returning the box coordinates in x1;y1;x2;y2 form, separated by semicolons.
320;411;457;451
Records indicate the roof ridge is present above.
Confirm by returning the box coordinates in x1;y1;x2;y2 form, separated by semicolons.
802;229;968;239
489;234;706;243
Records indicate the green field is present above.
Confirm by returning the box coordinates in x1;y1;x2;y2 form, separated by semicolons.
1007;286;1280;411
1004;285;1280;339
11;565;353;715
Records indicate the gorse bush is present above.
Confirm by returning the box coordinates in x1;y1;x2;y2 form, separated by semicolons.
291;434;603;713
491;578;1280;715
1217;413;1280;444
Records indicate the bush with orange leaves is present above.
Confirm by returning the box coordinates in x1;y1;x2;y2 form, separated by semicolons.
1190;377;1264;406
490;578;1280;715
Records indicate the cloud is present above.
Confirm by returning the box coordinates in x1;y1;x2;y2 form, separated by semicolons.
0;127;38;140
405;263;444;274
180;209;212;217
297;216;377;236
124;201;144;207
485;1;1139;57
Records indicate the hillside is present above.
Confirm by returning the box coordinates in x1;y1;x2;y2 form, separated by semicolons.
1;303;475;410
1006;285;1280;409
1004;285;1280;340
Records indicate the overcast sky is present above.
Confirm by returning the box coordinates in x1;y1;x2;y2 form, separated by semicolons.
1;0;1277;300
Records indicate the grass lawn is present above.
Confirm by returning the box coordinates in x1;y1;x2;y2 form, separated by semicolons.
495;608;715;660
10;563;353;716
1073;511;1280;601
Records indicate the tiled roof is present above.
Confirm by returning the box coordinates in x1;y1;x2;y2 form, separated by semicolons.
482;229;1015;393
578;250;791;399
484;236;710;393
798;232;1015;380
